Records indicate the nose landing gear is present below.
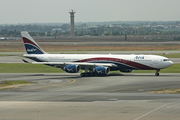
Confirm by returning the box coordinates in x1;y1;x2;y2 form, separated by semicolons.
155;69;160;76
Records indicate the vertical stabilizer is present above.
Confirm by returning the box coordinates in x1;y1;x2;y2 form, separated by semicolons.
21;31;47;54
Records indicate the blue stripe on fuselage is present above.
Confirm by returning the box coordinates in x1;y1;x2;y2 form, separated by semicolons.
88;61;137;71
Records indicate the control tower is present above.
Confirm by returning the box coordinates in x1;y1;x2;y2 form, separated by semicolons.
69;9;76;36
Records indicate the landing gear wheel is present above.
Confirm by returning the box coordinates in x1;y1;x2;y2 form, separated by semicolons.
80;72;95;77
80;73;89;77
85;73;88;77
155;69;160;76
80;73;84;77
155;73;159;76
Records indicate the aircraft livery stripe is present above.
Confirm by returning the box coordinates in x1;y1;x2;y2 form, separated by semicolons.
75;57;155;70
22;37;41;50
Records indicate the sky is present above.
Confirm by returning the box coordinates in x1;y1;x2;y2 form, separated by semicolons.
1;0;180;24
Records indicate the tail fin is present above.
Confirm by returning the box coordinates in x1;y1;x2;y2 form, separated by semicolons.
21;31;47;54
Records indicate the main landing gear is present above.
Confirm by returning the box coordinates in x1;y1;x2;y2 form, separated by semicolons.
80;67;96;77
155;69;160;76
80;72;95;77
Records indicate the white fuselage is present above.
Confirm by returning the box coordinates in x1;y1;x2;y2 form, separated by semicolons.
24;54;173;70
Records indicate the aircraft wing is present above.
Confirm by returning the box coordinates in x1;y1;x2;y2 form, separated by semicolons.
31;62;117;68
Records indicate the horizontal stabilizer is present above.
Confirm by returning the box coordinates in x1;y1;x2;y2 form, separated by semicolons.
22;59;29;63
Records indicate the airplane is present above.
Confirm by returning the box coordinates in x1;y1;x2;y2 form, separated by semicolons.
21;31;173;77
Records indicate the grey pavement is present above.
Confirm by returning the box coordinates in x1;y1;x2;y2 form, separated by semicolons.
0;73;180;120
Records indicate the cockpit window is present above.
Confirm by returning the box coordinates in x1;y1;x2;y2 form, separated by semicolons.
163;59;169;61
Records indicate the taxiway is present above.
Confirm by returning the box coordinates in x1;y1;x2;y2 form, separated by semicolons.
0;73;180;120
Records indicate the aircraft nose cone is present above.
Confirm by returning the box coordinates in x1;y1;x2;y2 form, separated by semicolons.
170;61;173;65
169;61;173;67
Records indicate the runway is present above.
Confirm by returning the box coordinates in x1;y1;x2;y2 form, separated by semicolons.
0;73;180;120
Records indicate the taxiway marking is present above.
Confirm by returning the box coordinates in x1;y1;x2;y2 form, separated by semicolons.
21;79;76;91
56;78;125;92
134;102;173;120
167;102;180;108
108;82;180;93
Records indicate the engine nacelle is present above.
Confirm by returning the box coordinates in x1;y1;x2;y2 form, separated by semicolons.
120;69;133;73
93;66;110;75
64;65;81;73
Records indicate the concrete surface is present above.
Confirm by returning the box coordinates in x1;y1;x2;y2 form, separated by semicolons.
0;73;180;120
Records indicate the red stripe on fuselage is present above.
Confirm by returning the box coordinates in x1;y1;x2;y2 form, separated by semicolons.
75;57;155;70
22;37;41;50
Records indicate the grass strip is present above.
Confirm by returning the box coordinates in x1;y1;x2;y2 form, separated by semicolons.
0;80;34;89
4;80;34;85
156;53;180;58
0;63;65;73
149;88;180;94
0;63;179;73
133;63;180;73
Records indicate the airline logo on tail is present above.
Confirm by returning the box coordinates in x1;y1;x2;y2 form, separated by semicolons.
21;31;47;54
27;48;37;52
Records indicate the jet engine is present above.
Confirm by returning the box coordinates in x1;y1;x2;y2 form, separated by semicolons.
93;66;110;75
120;69;133;73
64;65;81;73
